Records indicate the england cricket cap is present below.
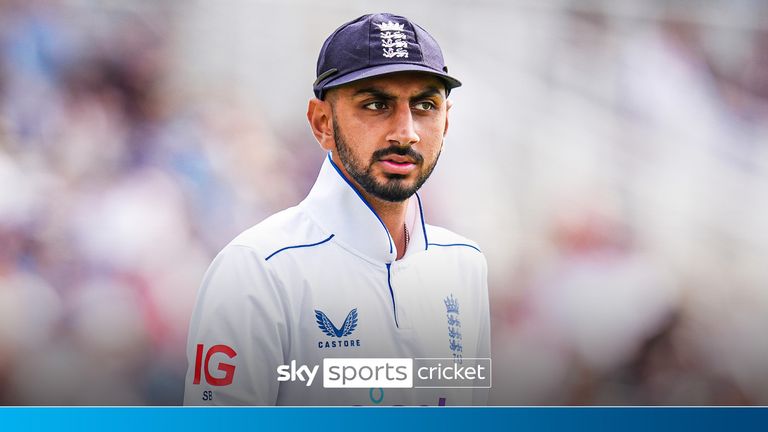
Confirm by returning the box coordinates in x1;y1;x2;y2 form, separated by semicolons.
313;13;462;100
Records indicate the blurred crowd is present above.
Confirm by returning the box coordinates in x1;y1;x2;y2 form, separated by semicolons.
475;1;768;405
0;0;310;404
0;0;767;405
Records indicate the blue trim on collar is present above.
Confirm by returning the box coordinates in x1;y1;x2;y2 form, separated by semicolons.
326;153;393;254
415;192;428;251
265;234;335;261
427;242;482;253
385;263;399;328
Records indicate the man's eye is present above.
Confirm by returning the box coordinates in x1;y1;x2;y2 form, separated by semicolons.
364;101;388;110
414;101;436;111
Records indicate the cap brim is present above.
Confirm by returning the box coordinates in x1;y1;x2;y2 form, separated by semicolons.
320;63;461;97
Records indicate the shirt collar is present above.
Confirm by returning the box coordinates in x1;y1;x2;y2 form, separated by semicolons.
300;153;429;264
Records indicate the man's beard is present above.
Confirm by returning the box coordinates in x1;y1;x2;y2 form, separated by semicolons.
333;118;441;202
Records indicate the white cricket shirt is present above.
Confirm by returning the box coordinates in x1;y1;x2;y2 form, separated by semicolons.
184;154;490;406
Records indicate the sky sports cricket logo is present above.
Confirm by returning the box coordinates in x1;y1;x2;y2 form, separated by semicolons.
276;358;492;389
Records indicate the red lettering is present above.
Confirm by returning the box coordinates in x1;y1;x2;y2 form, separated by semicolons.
192;344;237;386
203;344;237;386
193;344;204;384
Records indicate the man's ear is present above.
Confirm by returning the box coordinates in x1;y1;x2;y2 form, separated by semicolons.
307;98;335;152
443;98;453;137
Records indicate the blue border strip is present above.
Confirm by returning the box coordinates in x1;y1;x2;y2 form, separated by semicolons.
414;192;428;250
385;263;399;328
265;234;335;261
1;407;765;432
327;154;393;254
427;242;482;253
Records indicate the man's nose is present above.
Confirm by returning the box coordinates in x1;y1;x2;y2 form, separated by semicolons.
386;104;420;147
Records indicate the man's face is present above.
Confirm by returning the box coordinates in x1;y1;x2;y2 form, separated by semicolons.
327;72;450;202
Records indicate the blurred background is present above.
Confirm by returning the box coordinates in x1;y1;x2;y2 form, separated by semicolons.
1;0;767;405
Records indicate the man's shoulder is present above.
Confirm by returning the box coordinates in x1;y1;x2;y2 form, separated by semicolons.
424;224;484;258
423;224;487;284
225;205;327;261
197;206;327;301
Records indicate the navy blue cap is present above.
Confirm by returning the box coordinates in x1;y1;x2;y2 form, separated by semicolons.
313;13;461;100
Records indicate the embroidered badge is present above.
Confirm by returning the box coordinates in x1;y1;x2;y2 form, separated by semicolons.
315;308;361;349
315;308;358;338
375;21;408;59
444;294;462;364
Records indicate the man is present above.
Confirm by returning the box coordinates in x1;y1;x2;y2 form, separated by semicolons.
184;12;490;406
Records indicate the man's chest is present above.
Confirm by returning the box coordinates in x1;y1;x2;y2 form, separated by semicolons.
273;251;482;363
270;251;483;406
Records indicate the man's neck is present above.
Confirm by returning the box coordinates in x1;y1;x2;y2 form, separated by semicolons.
331;153;410;260
366;196;408;260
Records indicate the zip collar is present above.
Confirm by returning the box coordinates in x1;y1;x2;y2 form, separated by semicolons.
300;153;428;263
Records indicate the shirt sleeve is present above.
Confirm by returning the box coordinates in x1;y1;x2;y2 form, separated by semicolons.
183;244;288;405
472;253;491;406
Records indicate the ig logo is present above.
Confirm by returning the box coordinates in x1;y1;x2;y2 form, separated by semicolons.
192;344;237;387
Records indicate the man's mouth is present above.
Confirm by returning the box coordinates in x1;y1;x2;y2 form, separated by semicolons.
381;155;416;164
379;155;417;175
